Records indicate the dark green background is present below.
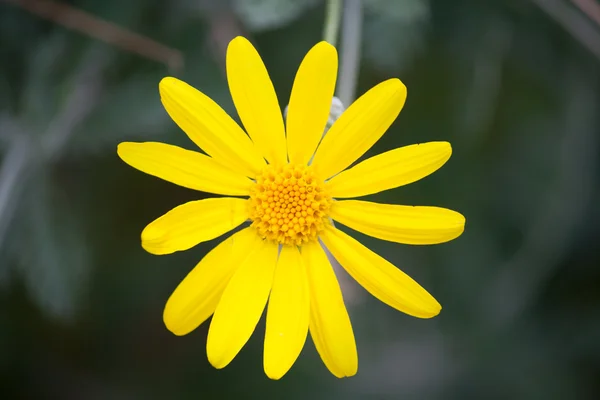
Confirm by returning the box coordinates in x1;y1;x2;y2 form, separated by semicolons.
1;0;599;398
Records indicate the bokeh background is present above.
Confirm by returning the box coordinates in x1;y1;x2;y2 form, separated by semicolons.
1;0;600;398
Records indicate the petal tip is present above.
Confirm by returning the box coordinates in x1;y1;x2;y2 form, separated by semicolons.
455;218;466;239
230;35;249;44
264;365;286;381
342;366;358;378
388;77;405;88
141;224;163;242
437;142;453;162
421;300;442;319
452;212;467;233
162;313;189;337
393;78;408;95
327;364;358;379
426;141;453;163
228;36;252;53
141;243;165;256
206;341;230;370
207;356;227;370
162;299;195;336
116;142;129;158
141;225;168;255
159;76;177;91
315;40;337;53
381;78;407;100
158;77;188;101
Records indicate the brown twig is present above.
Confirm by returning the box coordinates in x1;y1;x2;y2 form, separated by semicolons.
207;10;246;69
572;0;600;27
2;0;183;71
530;0;600;61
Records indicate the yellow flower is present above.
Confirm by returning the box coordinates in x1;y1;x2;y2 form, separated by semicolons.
117;36;465;380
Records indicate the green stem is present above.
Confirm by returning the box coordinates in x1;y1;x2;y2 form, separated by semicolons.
323;0;342;46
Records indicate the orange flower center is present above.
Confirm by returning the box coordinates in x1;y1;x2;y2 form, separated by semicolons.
249;163;331;246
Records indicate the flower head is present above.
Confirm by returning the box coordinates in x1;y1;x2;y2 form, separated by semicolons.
249;163;331;245
117;36;465;379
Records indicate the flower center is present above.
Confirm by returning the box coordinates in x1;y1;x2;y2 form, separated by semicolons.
249;163;331;246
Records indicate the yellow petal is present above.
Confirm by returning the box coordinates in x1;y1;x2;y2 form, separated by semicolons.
226;36;287;166
331;200;465;245
207;239;279;369
141;198;249;255
320;227;441;318
302;241;357;378
159;77;266;177
327;142;452;198
312;78;407;180
286;42;338;165
117;142;253;196
264;246;309;380
163;228;259;336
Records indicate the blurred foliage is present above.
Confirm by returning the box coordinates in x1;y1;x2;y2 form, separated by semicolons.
232;0;320;31
363;0;430;72
1;0;600;399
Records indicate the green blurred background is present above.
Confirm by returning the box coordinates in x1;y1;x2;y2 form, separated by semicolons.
1;0;599;398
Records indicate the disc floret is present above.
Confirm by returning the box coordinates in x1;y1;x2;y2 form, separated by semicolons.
249;164;331;246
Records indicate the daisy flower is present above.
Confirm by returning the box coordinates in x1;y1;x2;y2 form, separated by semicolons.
117;36;465;379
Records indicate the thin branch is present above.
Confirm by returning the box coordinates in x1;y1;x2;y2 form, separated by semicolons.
2;0;183;71
530;0;600;61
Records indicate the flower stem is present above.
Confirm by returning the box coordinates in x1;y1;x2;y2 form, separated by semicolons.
323;0;342;46
337;0;363;106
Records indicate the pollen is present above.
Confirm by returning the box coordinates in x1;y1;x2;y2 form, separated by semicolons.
249;163;332;246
